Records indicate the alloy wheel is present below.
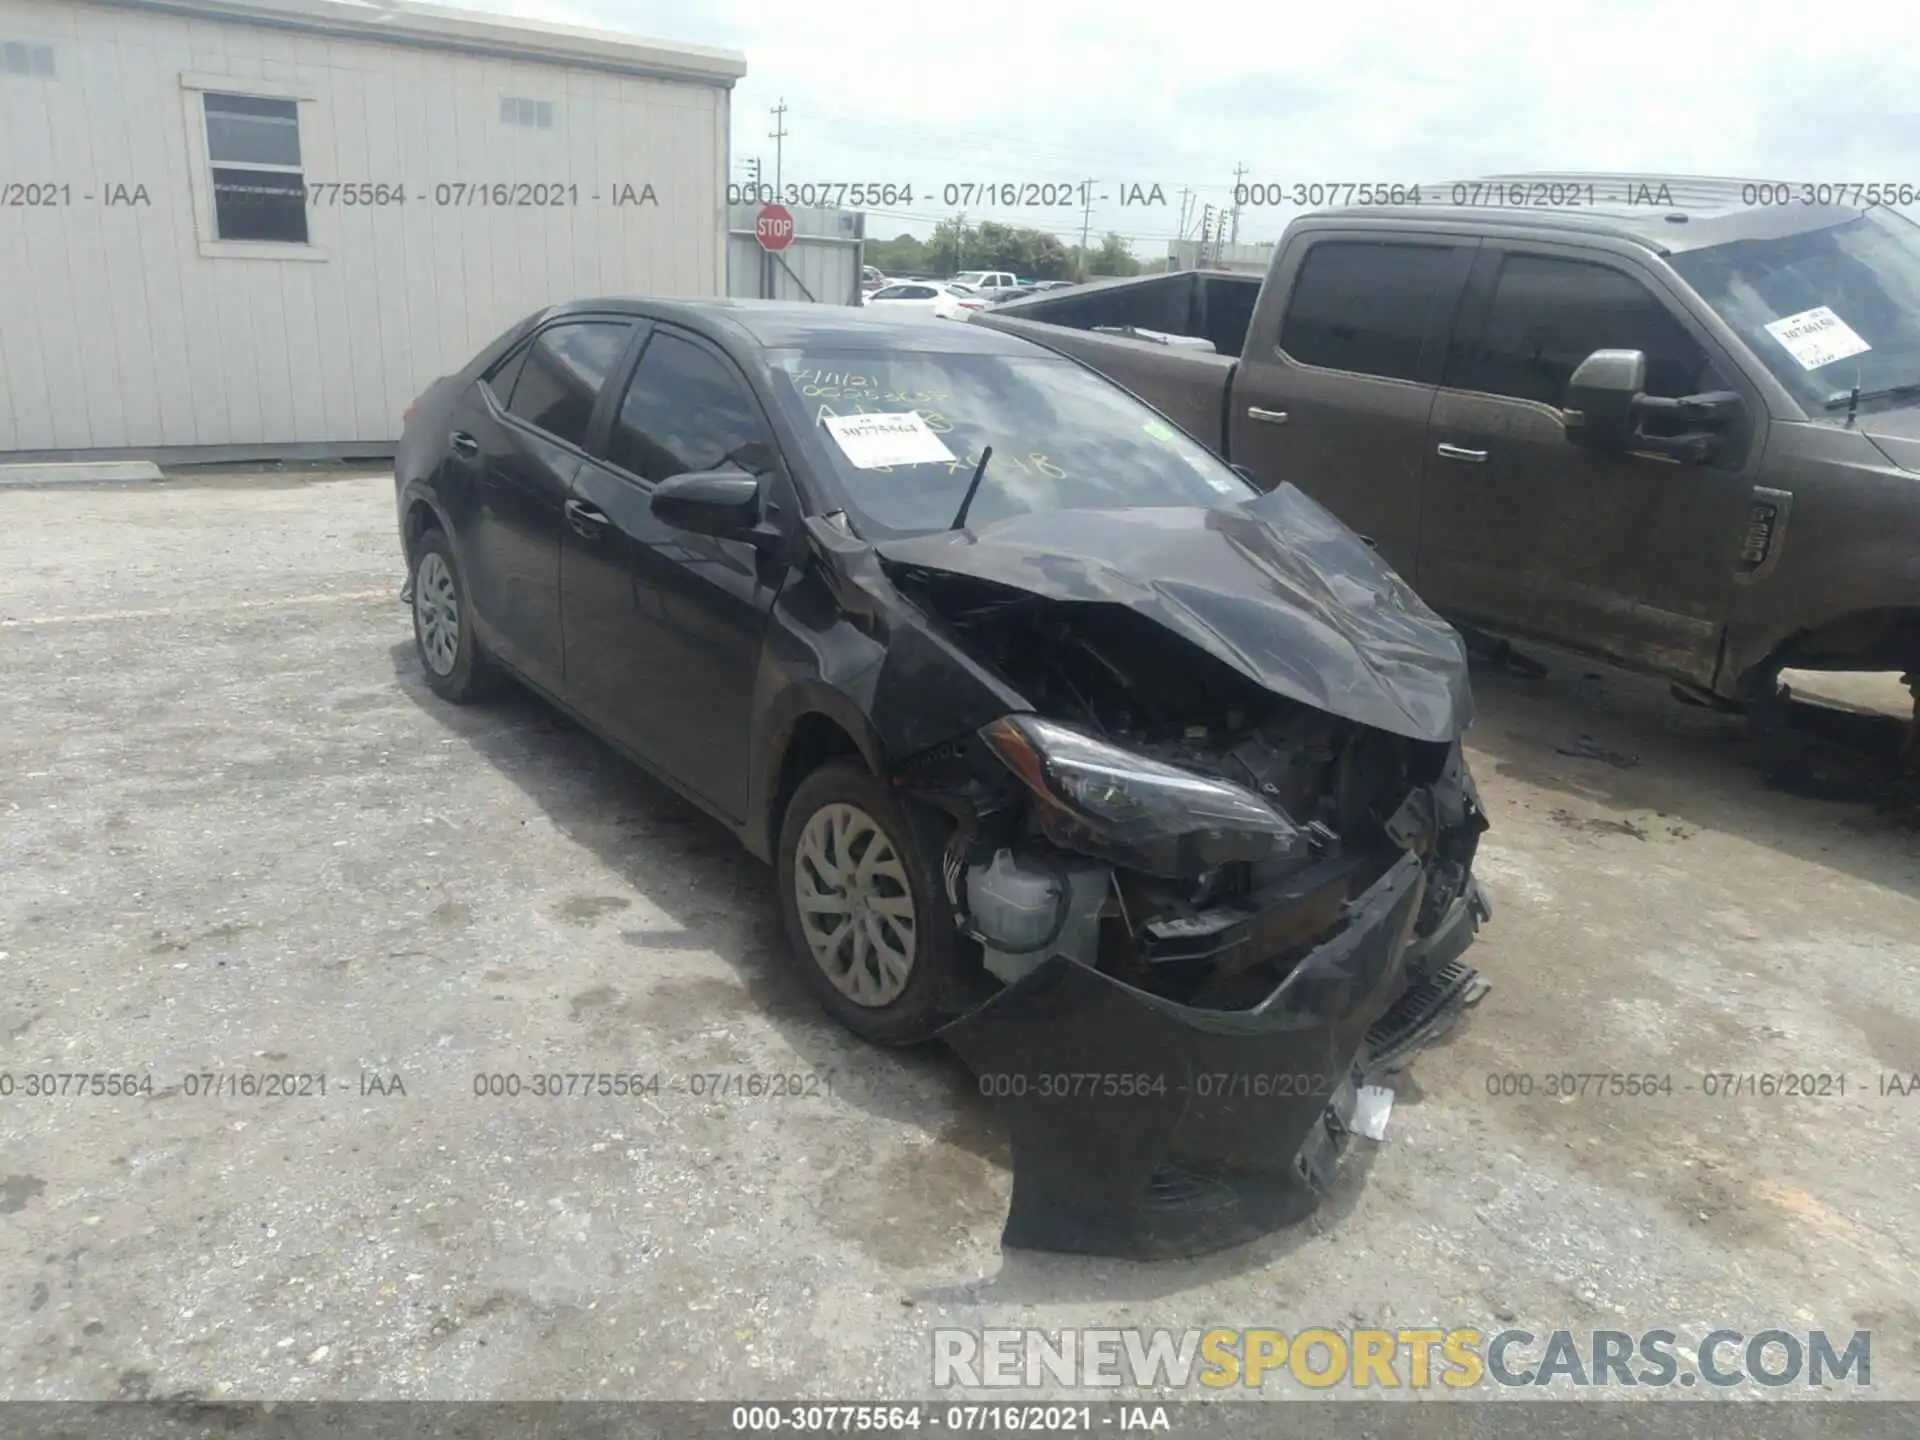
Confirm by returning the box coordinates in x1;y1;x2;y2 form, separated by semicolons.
793;802;917;1007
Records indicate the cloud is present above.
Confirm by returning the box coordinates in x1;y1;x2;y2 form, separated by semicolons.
446;0;1920;249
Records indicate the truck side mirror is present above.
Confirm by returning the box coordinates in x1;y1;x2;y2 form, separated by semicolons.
1563;349;1645;450
1565;348;1744;466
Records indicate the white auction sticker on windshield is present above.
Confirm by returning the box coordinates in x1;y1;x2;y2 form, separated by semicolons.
821;411;954;469
1763;306;1872;370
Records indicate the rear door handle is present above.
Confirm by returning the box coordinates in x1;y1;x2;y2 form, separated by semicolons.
1435;442;1488;463
565;499;608;538
1247;406;1289;425
449;430;480;458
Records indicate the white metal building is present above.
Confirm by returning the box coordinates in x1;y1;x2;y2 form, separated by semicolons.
0;0;746;461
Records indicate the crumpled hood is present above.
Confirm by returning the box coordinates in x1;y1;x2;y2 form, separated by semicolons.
873;483;1472;743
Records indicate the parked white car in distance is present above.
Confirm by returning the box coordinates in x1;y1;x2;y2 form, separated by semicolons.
860;281;985;320
952;270;1020;293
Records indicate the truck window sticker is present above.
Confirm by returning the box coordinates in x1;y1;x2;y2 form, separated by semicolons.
1762;306;1872;371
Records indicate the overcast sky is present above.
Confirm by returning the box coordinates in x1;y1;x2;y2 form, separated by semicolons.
454;0;1920;256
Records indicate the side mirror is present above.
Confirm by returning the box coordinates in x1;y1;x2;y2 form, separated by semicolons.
1564;351;1743;465
650;470;766;542
1563;349;1645;450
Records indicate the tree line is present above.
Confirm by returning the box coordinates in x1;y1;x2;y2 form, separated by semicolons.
865;219;1144;281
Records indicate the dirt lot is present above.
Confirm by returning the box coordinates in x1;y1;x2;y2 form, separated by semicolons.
2;471;1917;1404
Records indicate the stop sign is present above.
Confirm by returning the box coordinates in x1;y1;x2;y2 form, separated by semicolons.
754;202;795;252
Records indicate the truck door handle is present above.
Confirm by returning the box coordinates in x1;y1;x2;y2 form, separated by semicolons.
449;430;480;458
1435;442;1488;463
1247;406;1289;425
565;499;608;537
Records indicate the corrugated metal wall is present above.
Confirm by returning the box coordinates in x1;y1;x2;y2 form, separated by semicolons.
725;204;863;306
0;0;730;455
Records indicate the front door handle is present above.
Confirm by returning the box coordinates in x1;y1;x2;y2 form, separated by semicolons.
565;499;608;538
1435;442;1488;463
449;430;480;458
1247;405;1289;425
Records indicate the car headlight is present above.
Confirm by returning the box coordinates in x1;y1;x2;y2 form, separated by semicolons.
980;714;1309;877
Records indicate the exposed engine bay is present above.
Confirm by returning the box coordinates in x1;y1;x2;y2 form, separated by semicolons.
888;570;1489;1013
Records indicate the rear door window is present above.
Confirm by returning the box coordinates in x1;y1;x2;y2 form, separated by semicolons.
502;320;633;448
483;345;530;406
1279;240;1468;382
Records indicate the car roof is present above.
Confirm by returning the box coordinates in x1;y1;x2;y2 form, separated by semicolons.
543;296;1044;354
1311;173;1877;256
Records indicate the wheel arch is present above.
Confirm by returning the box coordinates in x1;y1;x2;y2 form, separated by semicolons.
1732;605;1920;697
749;690;886;863
402;490;451;563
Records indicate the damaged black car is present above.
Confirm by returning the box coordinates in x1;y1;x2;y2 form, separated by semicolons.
394;299;1493;1260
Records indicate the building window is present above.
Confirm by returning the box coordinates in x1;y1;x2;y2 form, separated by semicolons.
3;41;55;76
204;92;308;244
500;96;555;129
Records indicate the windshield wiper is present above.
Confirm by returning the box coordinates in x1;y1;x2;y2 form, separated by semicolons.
1823;382;1920;411
949;445;994;530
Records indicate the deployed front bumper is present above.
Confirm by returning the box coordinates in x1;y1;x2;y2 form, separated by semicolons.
937;852;1486;1259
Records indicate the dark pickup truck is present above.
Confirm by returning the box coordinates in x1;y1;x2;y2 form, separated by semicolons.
971;175;1920;735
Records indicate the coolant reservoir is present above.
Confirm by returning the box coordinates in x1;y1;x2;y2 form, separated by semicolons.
967;849;1108;986
967;849;1064;953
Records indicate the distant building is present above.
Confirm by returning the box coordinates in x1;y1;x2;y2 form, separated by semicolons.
0;0;746;461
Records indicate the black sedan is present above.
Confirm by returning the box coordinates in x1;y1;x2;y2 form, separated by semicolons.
394;299;1492;1258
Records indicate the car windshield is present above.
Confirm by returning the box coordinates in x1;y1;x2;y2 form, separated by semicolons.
769;351;1254;537
1669;209;1920;412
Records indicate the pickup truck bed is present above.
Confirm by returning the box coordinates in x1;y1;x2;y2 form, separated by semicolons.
973;272;1259;455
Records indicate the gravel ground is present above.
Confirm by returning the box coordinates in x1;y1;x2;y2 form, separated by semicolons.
2;471;1917;1409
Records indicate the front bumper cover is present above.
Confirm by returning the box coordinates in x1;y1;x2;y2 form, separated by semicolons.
937;852;1486;1259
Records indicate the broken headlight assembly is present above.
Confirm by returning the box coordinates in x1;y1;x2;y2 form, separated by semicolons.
980;714;1311;877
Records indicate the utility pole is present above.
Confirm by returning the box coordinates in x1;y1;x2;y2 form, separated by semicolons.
1078;179;1096;278
1175;186;1193;243
953;211;966;270
768;99;788;197
1229;163;1248;246
1197;204;1214;268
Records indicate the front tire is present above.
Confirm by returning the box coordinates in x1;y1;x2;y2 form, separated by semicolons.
776;761;961;1046
410;529;503;703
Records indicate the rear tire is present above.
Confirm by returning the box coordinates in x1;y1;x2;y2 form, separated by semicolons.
410;528;504;703
776;761;962;1046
